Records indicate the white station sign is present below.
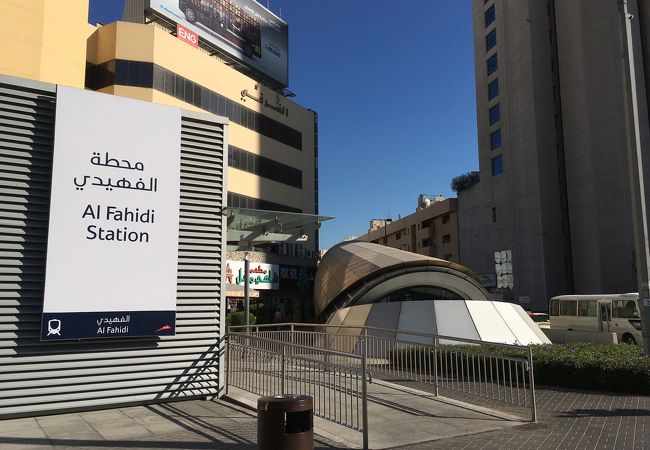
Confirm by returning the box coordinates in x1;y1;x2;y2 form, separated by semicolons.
41;87;181;340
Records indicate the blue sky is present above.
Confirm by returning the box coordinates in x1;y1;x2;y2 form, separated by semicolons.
88;0;478;250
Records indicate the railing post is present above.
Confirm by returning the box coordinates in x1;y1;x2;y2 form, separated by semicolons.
324;330;331;372
433;336;439;397
527;345;537;423
290;323;295;349
362;328;368;361
361;334;369;450
281;343;286;394
225;333;230;396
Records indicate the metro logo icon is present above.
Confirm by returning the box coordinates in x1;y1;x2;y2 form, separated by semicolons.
177;23;198;48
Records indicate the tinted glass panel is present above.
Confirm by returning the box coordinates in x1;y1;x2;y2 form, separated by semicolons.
487;54;498;75
492;155;503;176
228;146;302;189
489;104;500;125
612;300;639;318
485;5;496;27
488;79;499;100
486;29;497;51
378;286;463;303
490;129;502;150
227;192;301;213
578;300;598;317
559;300;577;316
88;60;303;150
550;300;559;316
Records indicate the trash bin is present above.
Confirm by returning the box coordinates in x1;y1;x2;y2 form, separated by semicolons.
257;394;313;450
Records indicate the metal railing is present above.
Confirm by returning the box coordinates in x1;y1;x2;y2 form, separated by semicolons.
230;323;537;422
226;333;369;449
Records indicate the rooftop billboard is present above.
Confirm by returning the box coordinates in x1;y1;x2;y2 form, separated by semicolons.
150;0;288;86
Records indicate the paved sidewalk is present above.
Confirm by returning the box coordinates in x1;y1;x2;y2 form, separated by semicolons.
391;386;649;450
227;380;523;449
0;386;646;449
0;399;343;450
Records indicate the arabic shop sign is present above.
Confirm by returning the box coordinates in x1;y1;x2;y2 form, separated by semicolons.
41;86;181;341
226;261;279;290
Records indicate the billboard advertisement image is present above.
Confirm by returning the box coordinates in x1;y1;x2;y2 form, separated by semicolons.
150;0;288;86
41;87;182;341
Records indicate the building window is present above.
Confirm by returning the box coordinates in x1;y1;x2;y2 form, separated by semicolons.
487;54;498;76
492;207;497;223
488;78;499;100
228;192;301;213
442;214;450;224
421;218;434;229
422;238;433;247
396;231;401;240
489;104;500;125
486;29;497;51
485;5;496;27
490;129;502;150
492;155;503;176
228;146;303;189
86;59;303;151
443;234;451;244
444;253;452;261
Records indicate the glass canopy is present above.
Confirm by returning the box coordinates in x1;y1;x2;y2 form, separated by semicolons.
224;207;334;244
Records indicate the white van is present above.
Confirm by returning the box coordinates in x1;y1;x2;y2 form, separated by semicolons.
549;293;642;344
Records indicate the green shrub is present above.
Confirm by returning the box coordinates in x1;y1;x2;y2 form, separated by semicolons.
389;343;650;394
529;343;649;394
226;311;256;329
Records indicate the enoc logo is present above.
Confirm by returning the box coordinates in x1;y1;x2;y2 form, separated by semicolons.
156;324;173;333
177;24;198;48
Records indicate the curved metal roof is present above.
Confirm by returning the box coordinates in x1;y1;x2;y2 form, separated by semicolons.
314;241;488;316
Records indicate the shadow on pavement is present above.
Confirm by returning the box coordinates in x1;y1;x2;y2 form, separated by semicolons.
560;408;650;418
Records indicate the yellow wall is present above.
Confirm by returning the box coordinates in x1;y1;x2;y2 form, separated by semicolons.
0;0;94;88
88;22;316;215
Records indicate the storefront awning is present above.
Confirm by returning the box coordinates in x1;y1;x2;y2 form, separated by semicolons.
225;283;260;298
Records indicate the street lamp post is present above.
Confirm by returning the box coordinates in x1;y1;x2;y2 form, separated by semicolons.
619;0;650;354
244;251;250;332
383;218;392;246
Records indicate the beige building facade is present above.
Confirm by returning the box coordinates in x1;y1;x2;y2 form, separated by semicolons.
0;0;94;88
462;0;650;311
358;196;459;263
0;0;320;321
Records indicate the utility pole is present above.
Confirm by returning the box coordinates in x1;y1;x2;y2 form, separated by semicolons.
384;218;392;246
619;0;650;354
244;251;250;332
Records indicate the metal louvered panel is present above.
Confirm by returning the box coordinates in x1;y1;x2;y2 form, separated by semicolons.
0;76;227;418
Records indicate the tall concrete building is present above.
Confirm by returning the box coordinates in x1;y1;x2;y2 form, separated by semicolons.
461;0;650;312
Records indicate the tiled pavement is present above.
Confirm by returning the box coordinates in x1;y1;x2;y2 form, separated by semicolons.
390;386;649;450
0;386;647;449
0;400;344;450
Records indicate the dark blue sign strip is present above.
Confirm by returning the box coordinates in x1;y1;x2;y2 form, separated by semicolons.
41;311;176;341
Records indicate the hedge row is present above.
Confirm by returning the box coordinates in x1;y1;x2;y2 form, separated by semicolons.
398;343;650;395
515;343;648;394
